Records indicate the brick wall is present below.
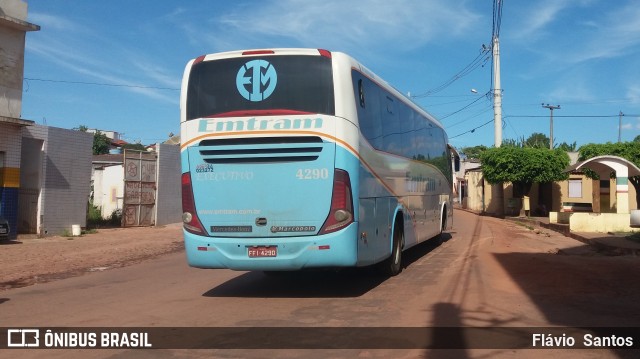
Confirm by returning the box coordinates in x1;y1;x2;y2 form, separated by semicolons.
24;125;93;235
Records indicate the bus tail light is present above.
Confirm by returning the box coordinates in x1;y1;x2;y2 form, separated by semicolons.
318;49;332;58
182;172;206;235
320;169;353;234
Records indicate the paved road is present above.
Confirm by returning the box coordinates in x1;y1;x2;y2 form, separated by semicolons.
1;209;638;358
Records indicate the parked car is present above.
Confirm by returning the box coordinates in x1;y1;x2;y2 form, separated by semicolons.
0;216;9;240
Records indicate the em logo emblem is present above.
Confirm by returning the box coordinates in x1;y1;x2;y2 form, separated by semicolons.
236;59;277;102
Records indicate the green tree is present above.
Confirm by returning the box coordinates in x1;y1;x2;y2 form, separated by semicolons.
480;146;570;195
523;132;550;149
502;133;576;151
92;131;110;155
461;145;488;160
557;141;577;152
501;138;522;147
77;126;110;155
122;143;147;151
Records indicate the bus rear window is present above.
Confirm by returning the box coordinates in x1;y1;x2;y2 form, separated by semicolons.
186;55;335;120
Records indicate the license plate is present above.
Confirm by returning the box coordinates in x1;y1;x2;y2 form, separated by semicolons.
0;228;7;234
248;246;277;258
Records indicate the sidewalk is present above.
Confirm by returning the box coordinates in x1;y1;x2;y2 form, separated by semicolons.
506;215;640;256
456;206;640;256
1;223;184;289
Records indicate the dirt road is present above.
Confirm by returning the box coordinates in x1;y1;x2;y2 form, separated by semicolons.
1;210;639;358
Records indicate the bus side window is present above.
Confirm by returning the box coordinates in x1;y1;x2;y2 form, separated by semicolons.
358;79;366;108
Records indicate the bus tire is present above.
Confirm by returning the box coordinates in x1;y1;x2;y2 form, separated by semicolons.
378;219;403;276
436;206;447;243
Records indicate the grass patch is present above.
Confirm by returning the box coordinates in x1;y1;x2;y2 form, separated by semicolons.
514;221;535;231
87;201;122;229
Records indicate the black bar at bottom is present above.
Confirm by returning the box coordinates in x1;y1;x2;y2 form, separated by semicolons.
1;327;638;349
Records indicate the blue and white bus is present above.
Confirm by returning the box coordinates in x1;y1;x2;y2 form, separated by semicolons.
180;48;454;276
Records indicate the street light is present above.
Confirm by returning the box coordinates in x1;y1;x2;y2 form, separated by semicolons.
542;103;560;149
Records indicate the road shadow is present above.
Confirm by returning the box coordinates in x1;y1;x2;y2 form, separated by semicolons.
0;239;22;245
203;233;450;299
402;233;452;270
202;268;386;298
493;251;640;327
427;303;470;357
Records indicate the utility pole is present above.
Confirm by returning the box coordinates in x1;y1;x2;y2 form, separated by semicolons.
619;111;624;143
493;35;502;147
542;104;560;149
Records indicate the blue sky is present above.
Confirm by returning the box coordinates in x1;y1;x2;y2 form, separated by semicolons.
21;0;640;149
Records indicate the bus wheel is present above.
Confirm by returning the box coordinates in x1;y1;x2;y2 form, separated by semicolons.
378;221;403;276
435;207;447;244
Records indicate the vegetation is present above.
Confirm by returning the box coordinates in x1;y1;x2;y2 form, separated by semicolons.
626;232;640;244
77;125;110;155
461;133;576;160
87;201;122;229
502;132;576;151
122;143;146;151
460;145;488;160
480;146;570;195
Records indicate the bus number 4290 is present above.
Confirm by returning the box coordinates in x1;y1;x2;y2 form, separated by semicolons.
296;168;329;180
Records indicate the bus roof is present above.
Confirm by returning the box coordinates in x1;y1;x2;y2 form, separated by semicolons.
194;48;330;63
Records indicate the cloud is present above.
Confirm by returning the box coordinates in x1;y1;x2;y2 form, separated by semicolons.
26;18;178;104
510;0;568;40
509;0;595;41
544;70;596;103
626;86;640;104
568;2;640;63
28;12;77;31
197;0;481;54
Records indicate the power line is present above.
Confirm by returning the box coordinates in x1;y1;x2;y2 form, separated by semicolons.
446;105;493;129
411;47;491;98
492;0;503;40
24;77;179;91
449;119;494;139
439;91;491;120
447;112;634;141
505;114;621;118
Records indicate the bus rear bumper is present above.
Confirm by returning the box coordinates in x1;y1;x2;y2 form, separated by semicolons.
183;223;358;271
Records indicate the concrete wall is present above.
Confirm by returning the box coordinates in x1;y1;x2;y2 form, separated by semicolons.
0;0;38;119
463;171;484;212
0;24;25;118
0;0;28;19
555;174;593;206
548;210;633;233
155;144;181;225
24;125;93;236
569;212;634;233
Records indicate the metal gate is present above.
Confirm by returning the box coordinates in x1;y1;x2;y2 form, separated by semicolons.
123;150;157;227
17;188;39;234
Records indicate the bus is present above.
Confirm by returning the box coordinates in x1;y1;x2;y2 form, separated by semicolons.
180;48;454;276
